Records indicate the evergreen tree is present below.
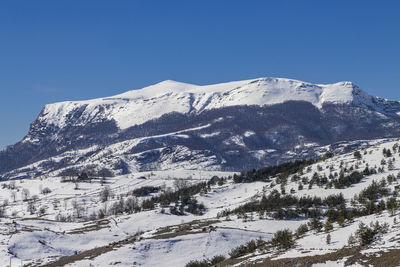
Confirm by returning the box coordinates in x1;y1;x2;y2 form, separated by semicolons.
324;220;333;232
326;233;331;244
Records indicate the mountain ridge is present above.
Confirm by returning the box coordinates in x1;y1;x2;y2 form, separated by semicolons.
34;77;400;134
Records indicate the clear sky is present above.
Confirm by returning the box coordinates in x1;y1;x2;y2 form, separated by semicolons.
1;0;400;148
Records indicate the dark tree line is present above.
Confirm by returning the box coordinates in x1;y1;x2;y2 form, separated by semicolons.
233;158;317;183
226;190;345;220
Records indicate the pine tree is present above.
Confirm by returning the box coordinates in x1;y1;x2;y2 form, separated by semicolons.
310;217;323;232
387;197;398;216
388;159;395;170
324;220;333;232
348;233;357;246
326;233;331;244
337;215;345;227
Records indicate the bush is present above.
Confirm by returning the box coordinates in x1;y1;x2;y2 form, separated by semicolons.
185;259;209;267
309;217;323;232
271;229;295;249
354;151;362;160
210;255;225;265
295;224;309;237
184;255;226;267
41;187;52;195
229;244;249;258
229;240;257;258
324;220;333;232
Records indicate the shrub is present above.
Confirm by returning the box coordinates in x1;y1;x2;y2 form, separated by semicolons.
309;217;323;232
271;229;295;249
185;259;209;267
295;224;309;238
354;151;362;160
210;255;225;265
41;187;52;195
229;244;249;258
131;186;160;197
229;240;257;258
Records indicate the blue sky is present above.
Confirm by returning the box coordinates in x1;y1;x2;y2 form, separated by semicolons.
1;0;400;148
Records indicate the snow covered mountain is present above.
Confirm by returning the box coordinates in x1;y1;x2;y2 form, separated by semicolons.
32;78;400;132
2;77;400;179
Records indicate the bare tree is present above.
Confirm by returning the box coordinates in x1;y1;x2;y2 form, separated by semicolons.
9;181;16;190
125;197;138;214
72;199;84;219
0;206;5;218
38;206;47;216
22;188;30;201
27;202;36;215
100;186;112;202
173;179;188;191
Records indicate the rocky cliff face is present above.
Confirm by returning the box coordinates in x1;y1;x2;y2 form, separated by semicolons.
1;78;400;179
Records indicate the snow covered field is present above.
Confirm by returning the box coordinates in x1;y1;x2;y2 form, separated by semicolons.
1;139;400;266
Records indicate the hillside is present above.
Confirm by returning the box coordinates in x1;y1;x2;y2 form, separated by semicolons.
1;138;400;266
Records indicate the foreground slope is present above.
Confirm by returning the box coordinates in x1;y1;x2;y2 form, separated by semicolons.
1;138;400;266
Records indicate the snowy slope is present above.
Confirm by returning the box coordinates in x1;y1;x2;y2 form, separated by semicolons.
1;138;400;266
38;78;400;131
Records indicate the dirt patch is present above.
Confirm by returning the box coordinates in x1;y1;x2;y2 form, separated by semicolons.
67;219;110;234
151;219;219;239
350;248;400;267
218;246;400;267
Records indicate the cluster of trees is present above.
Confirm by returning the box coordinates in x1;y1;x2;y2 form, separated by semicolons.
229;239;259;258
348;221;389;246
233;158;316;183
60;167;113;183
222;176;400;228
351;179;394;215
130;186;160;197
331;170;366;189
54;180;209;222
383;148;393;158
141;181;207;215
229;229;296;259
295;167;376;191
232;149;383;195
223;190;345;220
